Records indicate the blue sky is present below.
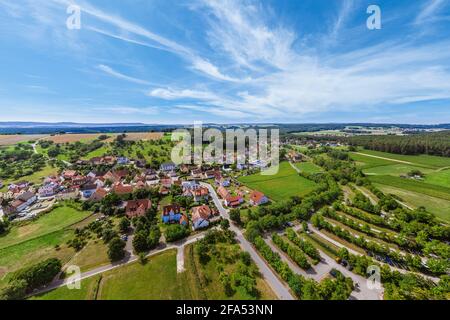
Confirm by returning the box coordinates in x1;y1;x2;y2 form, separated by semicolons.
0;0;449;124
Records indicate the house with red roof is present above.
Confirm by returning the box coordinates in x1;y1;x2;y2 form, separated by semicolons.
217;186;230;200
192;205;213;230
126;199;152;218
225;196;243;208
112;183;133;195
249;191;269;206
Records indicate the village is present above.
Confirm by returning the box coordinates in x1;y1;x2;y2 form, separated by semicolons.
0;154;271;233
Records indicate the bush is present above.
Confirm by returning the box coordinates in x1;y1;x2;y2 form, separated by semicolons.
108;237;126;262
165;224;190;242
0;279;27;300
12;258;62;292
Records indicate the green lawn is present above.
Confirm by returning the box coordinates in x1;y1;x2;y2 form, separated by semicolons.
238;162;318;201
82;145;111;160
30;275;102;300
0;230;75;287
373;183;450;223
294;161;323;174
32;244;276;300
0;205;91;250
368;175;450;202
424;169;450;189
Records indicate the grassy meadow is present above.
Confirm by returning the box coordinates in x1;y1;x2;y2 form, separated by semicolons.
238;162;318;201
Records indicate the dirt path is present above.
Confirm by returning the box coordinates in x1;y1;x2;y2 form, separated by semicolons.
353;152;414;165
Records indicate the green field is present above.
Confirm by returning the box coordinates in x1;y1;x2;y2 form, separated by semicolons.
354;149;450;169
294;161;323;174
0;165;57;192
0;205;91;250
363;164;435;177
238;162;318;201
368;175;450;201
30;275;102;300
424;169;450;189
33;243;276;300
373;183;450;222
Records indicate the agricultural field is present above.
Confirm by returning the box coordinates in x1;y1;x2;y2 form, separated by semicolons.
122;132;164;141
238;162;318;201
43;134;116;144
373;183;450;222
0;134;48;146
348;148;450;220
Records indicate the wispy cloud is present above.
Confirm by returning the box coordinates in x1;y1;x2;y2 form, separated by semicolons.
96;64;151;86
149;88;218;100
415;0;446;24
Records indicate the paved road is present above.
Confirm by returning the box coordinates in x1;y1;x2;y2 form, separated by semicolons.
201;182;294;300
304;223;440;283
264;236;383;300
30;233;206;297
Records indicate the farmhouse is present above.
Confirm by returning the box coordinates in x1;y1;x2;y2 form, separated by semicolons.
249;191;269;206
126;199;152;218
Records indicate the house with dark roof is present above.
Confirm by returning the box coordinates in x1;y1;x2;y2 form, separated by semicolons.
126;199;152;218
162;204;182;224
80;184;98;198
160;161;176;172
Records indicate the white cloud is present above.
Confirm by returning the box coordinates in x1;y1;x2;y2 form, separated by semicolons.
96;64;151;85
415;0;446;24
149;88;218;100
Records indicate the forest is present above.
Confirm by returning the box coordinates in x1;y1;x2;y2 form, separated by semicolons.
348;131;450;156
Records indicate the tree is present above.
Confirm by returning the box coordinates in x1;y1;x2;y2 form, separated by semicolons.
108;237;126;262
229;209;241;225
165;224;190;242
133;231;149;254
220;219;230;230
118;217;131;234
0;279;27;300
12;258;62;292
147;226;161;249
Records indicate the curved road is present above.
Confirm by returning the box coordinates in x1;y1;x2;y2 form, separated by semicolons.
201;182;294;300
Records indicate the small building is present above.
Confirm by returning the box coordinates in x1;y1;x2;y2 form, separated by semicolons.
56;188;79;200
162;204;182;224
112;183;134;195
160;161;176;172
38;182;60;198
117;157;130;165
249;191;269;206
191;187;209;202
126;199;152;218
192;205;213;230
62;170;78;181
90;188;108;202
225;196;243;208
80;184;98;198
217;186;230;200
